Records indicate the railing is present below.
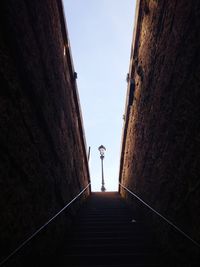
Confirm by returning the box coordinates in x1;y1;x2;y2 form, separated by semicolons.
119;182;200;248
0;183;91;266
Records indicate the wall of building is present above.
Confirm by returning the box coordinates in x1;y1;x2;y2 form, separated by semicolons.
119;0;200;263
0;0;90;264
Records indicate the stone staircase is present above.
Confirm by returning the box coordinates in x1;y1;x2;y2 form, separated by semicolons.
57;192;161;267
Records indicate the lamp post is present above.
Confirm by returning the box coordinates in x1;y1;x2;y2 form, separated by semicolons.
98;145;106;192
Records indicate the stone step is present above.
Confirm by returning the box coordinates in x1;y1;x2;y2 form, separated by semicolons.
78;210;132;216
65;236;154;247
56;192;162;266
72;222;148;231
64;243;159;254
64;266;160;267
70;231;151;239
60;252;160;266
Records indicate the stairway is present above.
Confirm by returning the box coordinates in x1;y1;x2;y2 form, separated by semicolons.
57;192;161;267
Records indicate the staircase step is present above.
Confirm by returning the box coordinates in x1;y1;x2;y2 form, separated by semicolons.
60;253;160;266
65;236;154;247
64;243;159;254
70;231;151;240
77;217;133;222
77;212;135;218
73;222;148;231
62;266;160;267
56;192;162;266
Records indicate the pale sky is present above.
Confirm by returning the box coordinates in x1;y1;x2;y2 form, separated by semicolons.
63;0;136;191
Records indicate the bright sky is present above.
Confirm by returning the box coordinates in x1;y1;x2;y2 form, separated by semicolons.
63;0;136;191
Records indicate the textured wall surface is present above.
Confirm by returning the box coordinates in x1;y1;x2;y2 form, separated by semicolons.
0;0;90;264
120;0;200;263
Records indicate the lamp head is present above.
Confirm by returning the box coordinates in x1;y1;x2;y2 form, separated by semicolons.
98;145;106;158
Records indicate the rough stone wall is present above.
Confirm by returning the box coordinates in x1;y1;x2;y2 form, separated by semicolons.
0;0;90;264
120;0;200;263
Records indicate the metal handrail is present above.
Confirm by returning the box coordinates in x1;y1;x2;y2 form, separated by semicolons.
0;183;91;266
119;182;200;248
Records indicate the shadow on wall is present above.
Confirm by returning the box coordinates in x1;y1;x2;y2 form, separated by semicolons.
119;0;200;264
0;0;90;265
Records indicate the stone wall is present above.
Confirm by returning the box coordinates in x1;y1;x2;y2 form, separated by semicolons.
0;0;90;265
119;0;200;263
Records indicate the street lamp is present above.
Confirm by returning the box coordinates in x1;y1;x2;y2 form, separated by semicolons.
98;145;106;192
